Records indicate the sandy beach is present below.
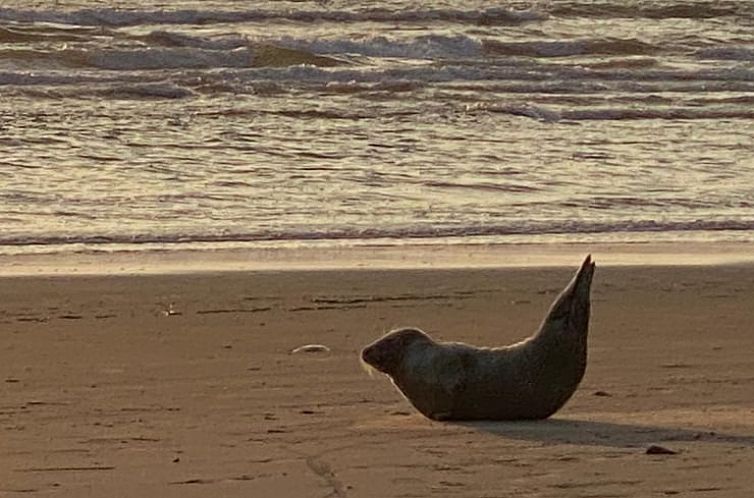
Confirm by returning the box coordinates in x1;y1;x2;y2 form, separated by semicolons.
1;259;753;497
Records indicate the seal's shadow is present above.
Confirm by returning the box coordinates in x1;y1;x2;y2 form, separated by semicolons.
454;419;754;448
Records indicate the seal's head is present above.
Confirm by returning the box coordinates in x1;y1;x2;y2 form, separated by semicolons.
361;327;433;375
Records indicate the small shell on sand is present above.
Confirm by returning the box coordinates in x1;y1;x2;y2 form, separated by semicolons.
291;344;331;354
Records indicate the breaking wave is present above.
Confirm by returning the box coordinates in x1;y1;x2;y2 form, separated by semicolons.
3;219;754;250
548;1;749;19
478;103;754;122
0;6;544;27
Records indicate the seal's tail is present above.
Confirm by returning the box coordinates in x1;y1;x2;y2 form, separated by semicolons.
538;255;596;338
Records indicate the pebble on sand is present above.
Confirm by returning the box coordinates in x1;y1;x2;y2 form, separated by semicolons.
646;444;677;455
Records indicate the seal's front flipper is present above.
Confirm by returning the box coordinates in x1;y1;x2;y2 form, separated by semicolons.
429;411;453;421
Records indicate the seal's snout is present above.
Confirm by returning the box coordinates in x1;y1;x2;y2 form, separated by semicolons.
361;344;381;368
361;345;374;364
361;343;386;376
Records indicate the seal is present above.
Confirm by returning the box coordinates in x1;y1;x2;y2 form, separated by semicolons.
361;255;596;421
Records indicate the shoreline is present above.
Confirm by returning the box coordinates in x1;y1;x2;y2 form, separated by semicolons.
1;240;753;276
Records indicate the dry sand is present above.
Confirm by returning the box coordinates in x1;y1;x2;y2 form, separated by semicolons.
1;262;753;497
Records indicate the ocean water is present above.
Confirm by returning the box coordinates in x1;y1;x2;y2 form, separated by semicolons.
1;0;753;255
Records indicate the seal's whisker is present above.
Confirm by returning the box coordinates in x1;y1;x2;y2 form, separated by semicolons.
360;357;378;377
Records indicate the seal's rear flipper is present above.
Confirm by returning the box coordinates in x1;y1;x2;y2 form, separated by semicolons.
570;254;596;303
538;255;596;337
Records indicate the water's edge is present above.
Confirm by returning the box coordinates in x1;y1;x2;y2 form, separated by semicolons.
2;240;753;276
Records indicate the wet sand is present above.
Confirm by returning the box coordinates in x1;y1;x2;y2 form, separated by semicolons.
1;263;753;497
